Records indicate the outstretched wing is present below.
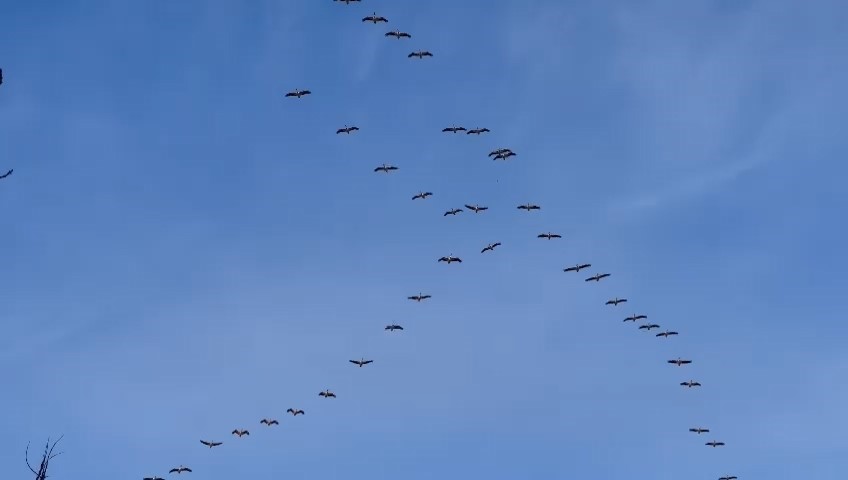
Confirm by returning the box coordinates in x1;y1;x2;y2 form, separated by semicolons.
0;169;12;179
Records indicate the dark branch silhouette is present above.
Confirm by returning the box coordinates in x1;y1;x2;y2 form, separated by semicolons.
26;436;63;480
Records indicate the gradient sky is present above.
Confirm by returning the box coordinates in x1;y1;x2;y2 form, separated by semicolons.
2;0;847;478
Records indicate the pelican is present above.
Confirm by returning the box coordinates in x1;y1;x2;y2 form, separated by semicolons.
705;441;725;447
668;358;692;366
408;50;433;59
319;390;336;398
412;191;433;200
689;427;710;434
585;273;610;282
537;232;562;240
444;208;463;216
284;89;311;98
231;429;249;437
680;380;701;388
362;12;388;24
638;324;660;330
493;151;516;160
605;297;627;306
438;254;462;264
488;148;512;157
408;293;431;302
350;358;374;367
517;203;540;211
385;324;404;331
385;29;411;39
374;164;398;173
169;466;192;474
656;330;679;338
287;408;305;416
481;242;501;253
563;263;591;273
336;125;359;134
442;125;467;133
623;314;648;322
465;204;488;213
467;128;490;135
260;418;279;426
200;440;222;448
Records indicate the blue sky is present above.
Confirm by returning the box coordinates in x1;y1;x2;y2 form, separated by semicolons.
1;0;847;478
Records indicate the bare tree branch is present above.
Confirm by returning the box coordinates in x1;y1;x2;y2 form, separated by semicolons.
25;436;63;480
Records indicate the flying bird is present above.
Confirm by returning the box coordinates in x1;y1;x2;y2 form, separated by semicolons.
668;358;692;366
488;148;512;157
537;232;562;240
481;242;501;253
287;408;305;416
656;330;679;338
350;358;374;367
465;204;488;213
408;50;433;59
319;390;337;398
563;264;591;273
585;273;611;282
442;125;467;133
638;324;660;330
260;418;279;426
623;314;648;322
493;151;516;160
374;164;398;173
438;254;462;264
605;297;627;306
680;380;702;388
689;427;710;434
385;29;411;39
467;128;490;135
144;477;165;480
407;293;431;302
412;191;433;200
517;203;541;211
705;441;725;448
385;324;404;331
0;169;12;180
169;466;192;474
444;208;463;216
362;12;388;24
200;440;222;448
334;0;361;3
719;476;738;480
231;429;249;437
336;125;359;134
284;89;311;98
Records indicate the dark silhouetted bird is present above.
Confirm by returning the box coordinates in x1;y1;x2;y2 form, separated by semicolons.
0;169;12;180
465;204;488;213
467;127;490;135
705;441;725;448
680;380;701;388
719;476;738;480
350;358;374;367
362;12;388;23
438;254;462;264
408;50;433;59
493;151;516;160
488;148;512;157
408;293;431;302
412;191;433;200
624;314;648;322
374;164;398;173
260;418;279;426
287;408;305;416
385;324;404;331
444;208;463;216
537;232;562;240
689;427;710;434
144;477;165;480
200;440;222;448
385;29;411;39
656;330;679;338
517;203;540;211
605;297;627;306
231;429;249;437
638;324;660;330
585;273;610;282
336;125;359;134
169;466;192;474
442;125;466;133
481;242;501;253
284;89;311;98
668;358;692;366
319;390;336;398
563;264;591;273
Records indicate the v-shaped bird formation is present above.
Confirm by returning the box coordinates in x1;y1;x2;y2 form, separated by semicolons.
1;2;740;479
